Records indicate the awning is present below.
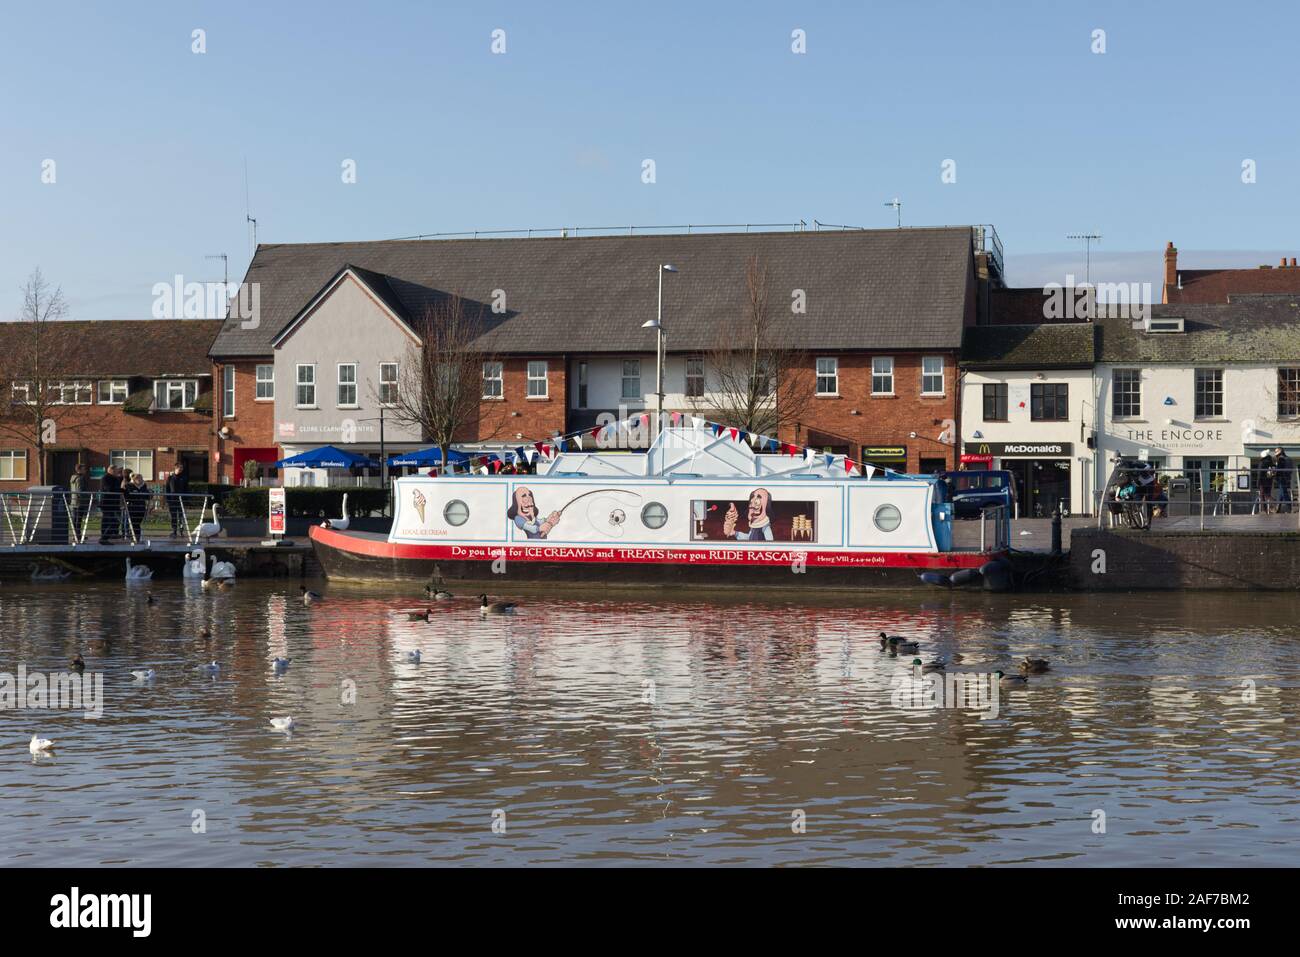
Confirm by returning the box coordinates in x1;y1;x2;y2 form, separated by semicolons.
273;445;375;469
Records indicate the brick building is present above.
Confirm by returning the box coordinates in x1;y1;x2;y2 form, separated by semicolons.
1163;241;1300;303
0;319;221;490
211;226;1002;477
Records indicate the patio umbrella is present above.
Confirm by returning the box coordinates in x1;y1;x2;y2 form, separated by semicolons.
273;445;375;469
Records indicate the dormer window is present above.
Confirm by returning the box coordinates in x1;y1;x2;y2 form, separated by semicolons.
154;379;198;411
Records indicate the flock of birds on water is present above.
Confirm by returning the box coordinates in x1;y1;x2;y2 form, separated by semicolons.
877;631;1050;688
24;557;519;758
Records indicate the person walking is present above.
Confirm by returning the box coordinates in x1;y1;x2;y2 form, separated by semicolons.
165;464;189;537
98;466;122;544
126;471;151;543
68;462;87;541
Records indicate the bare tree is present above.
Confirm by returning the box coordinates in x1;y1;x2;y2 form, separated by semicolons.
0;269;104;484
381;293;505;470
689;254;815;437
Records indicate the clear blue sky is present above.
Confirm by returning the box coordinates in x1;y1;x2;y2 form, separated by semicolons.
3;0;1298;319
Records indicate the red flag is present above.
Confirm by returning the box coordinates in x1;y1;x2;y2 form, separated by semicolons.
729;428;739;441
534;442;544;455
640;413;650;427
590;427;602;439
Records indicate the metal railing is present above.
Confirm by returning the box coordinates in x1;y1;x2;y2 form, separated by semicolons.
1097;465;1299;531
979;504;1011;552
0;491;215;547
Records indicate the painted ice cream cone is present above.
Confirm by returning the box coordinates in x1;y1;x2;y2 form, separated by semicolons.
412;489;426;523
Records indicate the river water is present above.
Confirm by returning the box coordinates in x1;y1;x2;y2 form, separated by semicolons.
1;580;1296;866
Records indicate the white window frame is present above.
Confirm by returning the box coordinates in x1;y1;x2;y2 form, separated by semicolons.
255;364;275;401
153;379;197;411
921;356;944;396
685;356;704;399
97;379;129;405
0;449;27;481
815;357;839;396
223;365;236;418
527;360;548;398
337;363;358;408
378;362;398;405
296;364;316;408
50;380;93;405
1113;368;1142;419
1194;368;1224;419
872;356;894;395
110;449;154;479
482;361;503;399
11;382;32;405
621;360;641;400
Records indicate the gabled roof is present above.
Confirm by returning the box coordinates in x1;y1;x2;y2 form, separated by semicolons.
961;323;1096;369
210;228;979;357
1098;300;1300;362
0;319;221;377
271;265;421;347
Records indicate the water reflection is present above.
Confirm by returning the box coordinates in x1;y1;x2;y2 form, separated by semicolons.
0;581;1296;866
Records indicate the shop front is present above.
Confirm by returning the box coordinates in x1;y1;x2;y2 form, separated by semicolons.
860;445;908;476
968;441;1074;517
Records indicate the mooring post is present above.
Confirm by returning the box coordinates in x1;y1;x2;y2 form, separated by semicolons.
1051;505;1062;556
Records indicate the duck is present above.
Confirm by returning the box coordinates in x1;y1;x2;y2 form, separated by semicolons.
197;626;213;641
29;563;71;582
406;607;434;621
1019;657;1051;674
912;657;946;675
271;657;291;673
406;650;422;664
29;734;55;754
300;586;322;605
130;669;156;682
194;505;222;543
69;654;85;672
208;555;237;580
145;594;157;606
269;716;295;732
479;594;517;615
321;493;350;531
994;670;1029;689
182;548;206;580
424;583;453;600
879;633;920;654
125;558;153;582
196;660;220;676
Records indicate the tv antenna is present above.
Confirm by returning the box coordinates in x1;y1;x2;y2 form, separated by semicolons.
884;197;902;229
244;157;258;254
1066;233;1102;286
206;253;228;288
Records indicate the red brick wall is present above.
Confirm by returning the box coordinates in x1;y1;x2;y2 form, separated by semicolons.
788;352;960;473
469;357;565;445
211;360;277;483
0;395;213;489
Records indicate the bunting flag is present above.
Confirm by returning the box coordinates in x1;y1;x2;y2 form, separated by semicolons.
824;454;834;468
590;426;602;440
640;413;650;429
729;428;739;442
524;449;537;464
749;432;760;448
573;434;583;451
670;411;681;426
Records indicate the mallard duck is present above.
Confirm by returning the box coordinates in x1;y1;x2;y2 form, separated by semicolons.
1020;657;1051;674
300;586;322;605
479;594;517;615
406;607;434;621
428;588;453;600
198;626;213;641
70;654;85;671
994;670;1029;688
912;656;946;674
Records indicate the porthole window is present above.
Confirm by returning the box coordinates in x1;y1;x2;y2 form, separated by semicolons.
873;503;902;533
444;499;470;526
641;502;668;529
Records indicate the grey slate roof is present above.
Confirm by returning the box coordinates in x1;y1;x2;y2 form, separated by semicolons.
960;323;1096;369
211;228;977;357
1098;300;1300;362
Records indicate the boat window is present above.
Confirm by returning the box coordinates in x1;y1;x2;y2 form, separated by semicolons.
873;504;902;532
641;502;668;529
444;500;470;526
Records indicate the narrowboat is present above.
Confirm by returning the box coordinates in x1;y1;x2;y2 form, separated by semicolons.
309;427;1010;589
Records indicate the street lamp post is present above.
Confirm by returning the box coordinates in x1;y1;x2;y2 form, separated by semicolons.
642;264;677;443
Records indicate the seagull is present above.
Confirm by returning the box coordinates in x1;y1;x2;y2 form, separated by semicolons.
269;716;295;732
406;650;422;664
130;669;156;682
300;586;322;605
271;657;291;673
29;734;54;754
196;661;220;675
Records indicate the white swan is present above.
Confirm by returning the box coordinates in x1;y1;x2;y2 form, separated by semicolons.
30;564;72;582
208;555;237;580
182;549;206;580
125;558;153;582
321;493;350;530
269;716;294;732
29;734;54;754
130;669;156;682
195;504;222;543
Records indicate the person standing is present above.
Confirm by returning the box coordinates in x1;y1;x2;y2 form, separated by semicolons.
126;471;150;543
98;466;122;544
1274;447;1292;514
1256;451;1276;515
165;464;189;537
68;463;87;541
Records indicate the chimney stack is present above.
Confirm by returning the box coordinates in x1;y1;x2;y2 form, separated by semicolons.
1162;241;1178;303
